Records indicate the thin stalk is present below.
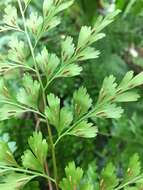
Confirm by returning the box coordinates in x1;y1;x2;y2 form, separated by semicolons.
44;51;79;91
46;118;59;190
9;63;37;73
54;86;135;146
0;100;45;118
0;26;24;33
17;0;44;95
54;109;94;147
42;88;59;189
0;165;55;183
45;162;53;190
2;64;36;74
114;175;143;190
42;84;59;189
17;1;59;189
54;102;105;146
44;65;71;91
24;0;32;12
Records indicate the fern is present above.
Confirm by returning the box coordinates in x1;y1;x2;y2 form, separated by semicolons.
0;0;143;189
60;154;143;190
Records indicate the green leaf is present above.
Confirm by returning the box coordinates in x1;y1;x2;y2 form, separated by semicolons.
58;64;82;77
77;47;100;61
59;107;73;134
45;94;73;134
0;61;17;75
98;71;143;104
85;162;98;188
26;12;43;36
28;132;48;165
16;74;40;109
59;162;83;190
43;0;74;17
77;10;120;49
55;0;74;14
80;184;94;190
8;37;29;63
45;16;61;31
118;71;134;90
94;10;121;33
115;92;140;102
89;33;106;45
92;104;123;119
45;93;60;129
61;36;75;62
0;173;34;190
22;150;44;172
73;87;92;118
77;26;92;48
22;132;48;172
69;121;98;138
43;0;54;17
0;78;7;99
3;5;18;27
98;75;117;104
92;71;143;120
118;71;143;91
124;154;141;182
0;105;25;121
0;141;17;166
129;72;143;88
100;163;119;190
36;47;60;80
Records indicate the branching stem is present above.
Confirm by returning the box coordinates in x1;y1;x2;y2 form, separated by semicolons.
17;1;59;189
114;175;143;190
0;165;55;183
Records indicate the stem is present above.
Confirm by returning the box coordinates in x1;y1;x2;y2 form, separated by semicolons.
44;53;79;91
0;165;55;183
24;0;32;12
42;88;59;189
54;100;119;146
0;26;24;33
0;100;45;118
46;119;59;190
17;0;43;91
44;65;70;91
2;64;36;75
54;110;93;147
17;1;59;189
114;175;143;190
45;162;53;190
9;63;36;73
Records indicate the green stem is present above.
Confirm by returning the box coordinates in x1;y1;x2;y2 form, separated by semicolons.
54;99;110;146
114;175;143;190
42;85;59;189
24;0;32;12
44;64;73;91
17;1;59;189
54;109;94;147
17;0;43;92
9;63;36;73
0;26;24;33
0;165;55;183
46;118;59;190
0;100;45;118
44;52;79;91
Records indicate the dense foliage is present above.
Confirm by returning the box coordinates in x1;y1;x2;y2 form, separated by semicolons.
0;0;143;189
